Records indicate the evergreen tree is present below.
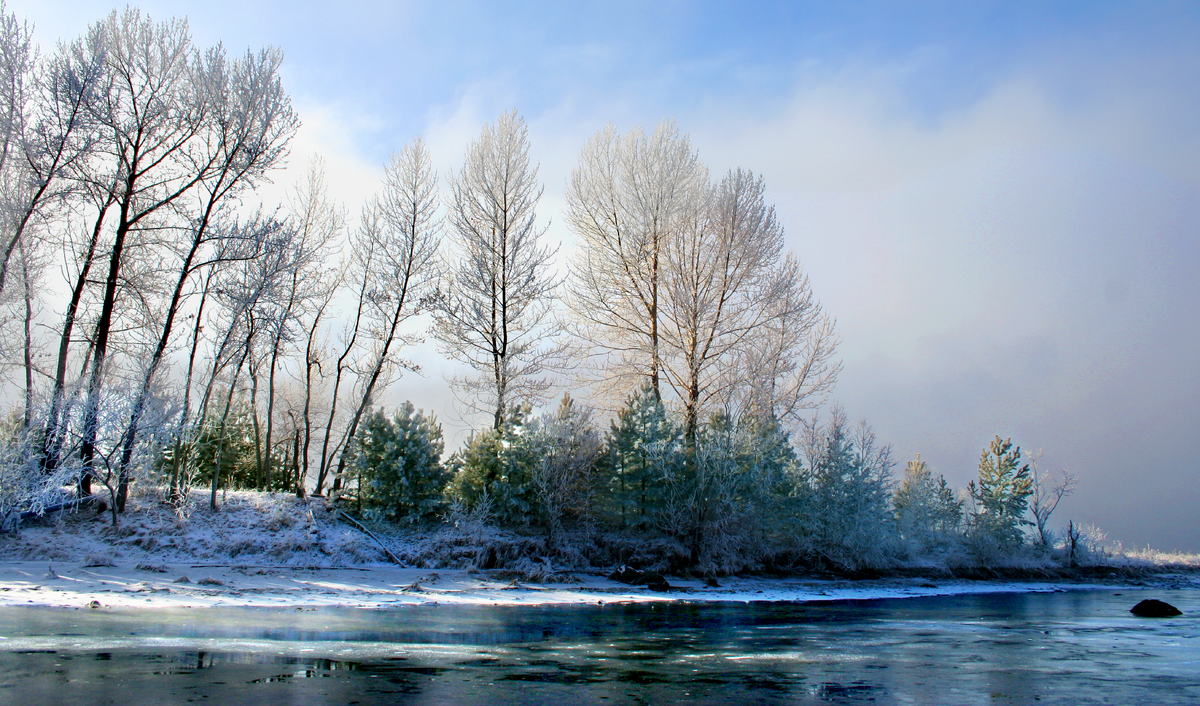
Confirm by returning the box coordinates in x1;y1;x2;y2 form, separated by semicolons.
349;403;447;525
445;405;540;527
894;454;963;554
967;436;1033;550
797;407;897;569
603;385;682;529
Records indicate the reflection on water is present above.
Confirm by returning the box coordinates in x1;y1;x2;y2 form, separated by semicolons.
0;589;1197;704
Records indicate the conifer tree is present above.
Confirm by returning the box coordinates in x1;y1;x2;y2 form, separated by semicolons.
604;384;681;529
967;436;1033;549
445;405;540;526
349;403;447;525
894;454;962;553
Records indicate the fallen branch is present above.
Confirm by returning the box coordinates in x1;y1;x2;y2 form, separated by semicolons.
329;506;405;566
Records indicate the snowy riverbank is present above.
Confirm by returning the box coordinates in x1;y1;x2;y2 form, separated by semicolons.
1;490;1195;611
0;560;1175;610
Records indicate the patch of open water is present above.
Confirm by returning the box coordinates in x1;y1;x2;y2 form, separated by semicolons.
0;588;1197;704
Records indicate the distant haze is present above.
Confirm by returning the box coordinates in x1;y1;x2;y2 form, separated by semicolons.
15;1;1200;550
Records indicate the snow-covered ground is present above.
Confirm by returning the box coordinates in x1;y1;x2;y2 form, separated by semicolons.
0;561;1156;610
1;490;1194;610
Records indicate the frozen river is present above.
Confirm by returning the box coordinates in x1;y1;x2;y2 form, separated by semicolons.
0;588;1196;704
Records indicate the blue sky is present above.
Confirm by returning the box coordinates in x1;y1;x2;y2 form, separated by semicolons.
15;1;1200;550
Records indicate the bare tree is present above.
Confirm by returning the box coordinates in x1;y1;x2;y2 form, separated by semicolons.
328;137;440;491
436;110;562;429
73;10;210;495
111;43;298;509
283;157;344;494
1028;451;1077;549
565;120;706;401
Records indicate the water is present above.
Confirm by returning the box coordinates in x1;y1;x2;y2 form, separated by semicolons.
1;589;1197;704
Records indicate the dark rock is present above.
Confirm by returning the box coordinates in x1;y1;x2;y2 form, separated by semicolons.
1130;599;1182;617
636;572;671;592
608;565;641;584
705;577;720;588
608;566;671;591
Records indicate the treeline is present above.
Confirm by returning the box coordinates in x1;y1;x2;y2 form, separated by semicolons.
0;6;1091;571
334;393;1085;572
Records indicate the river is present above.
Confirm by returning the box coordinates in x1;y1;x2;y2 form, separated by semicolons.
0;588;1196;704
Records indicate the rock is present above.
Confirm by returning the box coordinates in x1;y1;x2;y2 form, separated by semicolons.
705;577;720;588
608;565;641;583
607;566;671;591
1130;599;1182;617
636;572;672;592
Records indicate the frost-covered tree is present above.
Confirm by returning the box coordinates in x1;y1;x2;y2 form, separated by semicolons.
796;407;898;569
1027;455;1076;549
436;110;561;430
967;436;1033;552
603;383;681;529
566;121;707;400
445;404;540;527
349;403;447;525
659;412;798;572
661;168;838;440
528;394;604;546
328;137;440;491
893;454;962;556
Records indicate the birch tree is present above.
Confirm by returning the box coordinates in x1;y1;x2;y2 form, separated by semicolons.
436;110;561;429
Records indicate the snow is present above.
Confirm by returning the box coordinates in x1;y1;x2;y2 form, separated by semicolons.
0;490;1194;611
0;560;1143;610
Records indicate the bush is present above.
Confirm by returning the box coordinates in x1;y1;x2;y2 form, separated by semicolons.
348;403;448;525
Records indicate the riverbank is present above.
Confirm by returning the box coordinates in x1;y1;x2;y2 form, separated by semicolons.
2;489;1196;610
1;560;1196;610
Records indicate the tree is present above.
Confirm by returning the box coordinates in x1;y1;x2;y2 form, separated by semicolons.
328;137;440;491
445;404;539;527
797;407;898;569
111;41;298;510
436;110;561;429
967;435;1033;551
528;394;605;546
565;121;706;400
893;454;963;555
660;168;838;440
349;403;447;525
1027;453;1077;549
603;383;681;529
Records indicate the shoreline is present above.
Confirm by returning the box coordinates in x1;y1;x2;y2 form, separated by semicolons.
0;560;1190;611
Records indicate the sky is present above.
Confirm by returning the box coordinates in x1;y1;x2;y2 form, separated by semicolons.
12;1;1200;551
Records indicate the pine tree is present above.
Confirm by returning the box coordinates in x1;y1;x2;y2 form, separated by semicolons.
349;403;447;525
603;385;682;529
445;405;540;527
894;454;963;554
967;436;1033;549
